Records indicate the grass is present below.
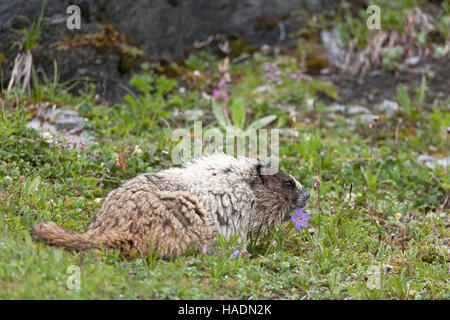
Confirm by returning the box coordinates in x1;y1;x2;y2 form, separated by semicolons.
0;1;448;300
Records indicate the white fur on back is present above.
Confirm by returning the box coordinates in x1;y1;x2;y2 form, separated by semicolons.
163;153;259;241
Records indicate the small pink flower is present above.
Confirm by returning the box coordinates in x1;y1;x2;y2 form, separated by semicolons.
218;79;227;88
213;89;221;99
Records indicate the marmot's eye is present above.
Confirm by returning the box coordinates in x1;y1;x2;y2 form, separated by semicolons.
283;181;294;189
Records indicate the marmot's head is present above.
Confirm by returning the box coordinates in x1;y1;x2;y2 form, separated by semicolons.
183;153;310;234
250;161;310;234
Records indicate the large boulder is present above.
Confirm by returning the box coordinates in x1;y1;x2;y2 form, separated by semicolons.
0;0;336;101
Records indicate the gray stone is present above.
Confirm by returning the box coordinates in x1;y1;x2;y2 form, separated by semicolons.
357;114;378;124
347;106;371;115
370;69;383;77
27;107;93;146
0;0;337;102
42;109;86;134
378;99;399;116
405;56;421;65
417;155;450;170
184;109;204;121
320;27;345;67
327;103;346;113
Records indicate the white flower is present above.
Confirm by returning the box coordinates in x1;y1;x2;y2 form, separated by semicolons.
344;192;356;204
41;131;53;143
201;92;213;101
94;198;103;204
132;145;143;155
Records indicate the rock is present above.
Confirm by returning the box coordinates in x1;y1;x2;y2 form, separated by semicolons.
417;155;450;170
327;103;346;113
370;69;383;77
27;108;93;146
327;104;378;123
320;27;345;67
378;99;399;116
357;114;379;124
0;0;337;102
347;106;371;115
41;109;86;134
405;56;421;65
253;84;276;95
183;109;204;121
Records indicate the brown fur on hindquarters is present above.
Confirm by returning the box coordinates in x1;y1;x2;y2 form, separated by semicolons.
32;153;310;259
33;191;213;260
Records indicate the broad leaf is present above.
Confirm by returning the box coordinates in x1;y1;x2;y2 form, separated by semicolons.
245;115;277;134
231;97;246;129
212;100;228;129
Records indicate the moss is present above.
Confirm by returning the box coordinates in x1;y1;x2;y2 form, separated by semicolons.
255;13;279;31
0;53;6;66
54;24;144;74
294;28;314;39
297;39;330;74
305;55;330;74
230;38;256;57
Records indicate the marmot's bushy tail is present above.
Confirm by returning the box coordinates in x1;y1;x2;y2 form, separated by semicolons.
32;221;97;251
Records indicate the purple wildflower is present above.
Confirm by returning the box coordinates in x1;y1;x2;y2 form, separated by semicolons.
231;249;239;259
213;89;221;99
98;176;104;188
291;208;310;230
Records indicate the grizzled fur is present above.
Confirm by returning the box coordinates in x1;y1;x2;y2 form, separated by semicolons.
32;153;309;259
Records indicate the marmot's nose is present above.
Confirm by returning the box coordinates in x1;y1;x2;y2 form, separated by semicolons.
302;188;310;199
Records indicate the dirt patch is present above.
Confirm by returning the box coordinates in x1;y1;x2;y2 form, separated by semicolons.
326;57;450;108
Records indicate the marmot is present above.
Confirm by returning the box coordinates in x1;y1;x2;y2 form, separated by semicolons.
32;153;310;259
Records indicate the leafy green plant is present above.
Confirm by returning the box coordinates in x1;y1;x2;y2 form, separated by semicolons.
396;76;426;121
184;51;216;72
212;97;277;137
30;60;91;104
106;72;177;136
380;46;405;72
361;163;383;192
13;1;46;52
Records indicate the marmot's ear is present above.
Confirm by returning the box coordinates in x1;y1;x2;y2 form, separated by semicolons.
256;164;265;185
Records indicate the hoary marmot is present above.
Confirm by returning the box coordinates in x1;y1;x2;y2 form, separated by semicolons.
32;153;310;259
